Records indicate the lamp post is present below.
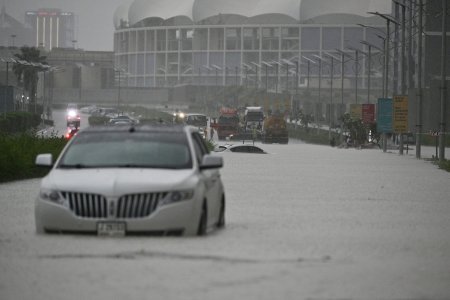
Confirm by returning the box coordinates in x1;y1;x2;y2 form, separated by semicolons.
438;0;447;162
361;40;383;104
251;62;261;89
302;56;316;92
312;55;323;105
368;12;399;99
261;61;272;93
271;61;282;94
416;0;424;159
346;46;362;104
281;58;295;93
323;52;341;139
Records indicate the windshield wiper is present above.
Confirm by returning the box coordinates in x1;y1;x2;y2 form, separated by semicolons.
58;164;92;169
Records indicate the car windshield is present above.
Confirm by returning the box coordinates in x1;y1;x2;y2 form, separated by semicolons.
58;131;192;169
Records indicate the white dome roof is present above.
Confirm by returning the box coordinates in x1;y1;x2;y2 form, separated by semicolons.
192;0;300;22
121;0;392;27
113;3;130;29
300;0;391;21
128;0;195;26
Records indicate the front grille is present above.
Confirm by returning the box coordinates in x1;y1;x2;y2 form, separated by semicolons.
62;192;108;218
116;192;167;219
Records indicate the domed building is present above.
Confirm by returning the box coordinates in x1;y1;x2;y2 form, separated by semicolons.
114;0;390;95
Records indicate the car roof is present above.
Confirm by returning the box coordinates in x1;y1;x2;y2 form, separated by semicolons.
81;124;193;134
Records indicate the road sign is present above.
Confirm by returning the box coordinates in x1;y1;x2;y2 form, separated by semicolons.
362;104;375;124
377;98;392;133
350;104;362;120
393;95;408;133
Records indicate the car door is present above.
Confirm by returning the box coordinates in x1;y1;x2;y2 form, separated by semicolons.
191;133;222;226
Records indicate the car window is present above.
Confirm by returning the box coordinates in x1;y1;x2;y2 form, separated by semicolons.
58;131;192;169
191;132;209;164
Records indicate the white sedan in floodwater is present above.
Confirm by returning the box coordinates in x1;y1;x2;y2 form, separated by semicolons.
34;125;225;236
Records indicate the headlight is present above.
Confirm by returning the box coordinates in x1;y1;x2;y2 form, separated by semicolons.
159;190;194;206
39;189;64;205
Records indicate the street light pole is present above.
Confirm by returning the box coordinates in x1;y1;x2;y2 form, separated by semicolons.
439;0;447;162
416;0;424;159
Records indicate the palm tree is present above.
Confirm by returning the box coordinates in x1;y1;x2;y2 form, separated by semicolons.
12;46;47;110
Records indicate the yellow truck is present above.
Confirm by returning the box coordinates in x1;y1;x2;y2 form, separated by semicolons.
261;113;288;144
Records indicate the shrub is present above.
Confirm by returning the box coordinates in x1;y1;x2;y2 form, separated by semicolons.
0;133;67;183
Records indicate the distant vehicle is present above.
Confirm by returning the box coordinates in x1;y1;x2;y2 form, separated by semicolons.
211;107;240;140
261;113;288;144
109;115;137;125
64;126;79;140
34;125;225;236
184;113;207;139
244;106;264;132
215;143;266;154
79;105;97;114
66;103;80;128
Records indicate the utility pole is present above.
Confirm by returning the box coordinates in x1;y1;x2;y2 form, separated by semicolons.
439;0;447;162
416;0;424;159
369;12;400;153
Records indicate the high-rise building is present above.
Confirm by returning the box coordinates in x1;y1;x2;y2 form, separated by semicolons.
25;8;75;50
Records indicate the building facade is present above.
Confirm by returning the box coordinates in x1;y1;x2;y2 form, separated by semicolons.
25;8;75;51
113;0;390;103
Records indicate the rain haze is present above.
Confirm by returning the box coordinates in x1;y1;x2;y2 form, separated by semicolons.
1;0;450;299
2;0;131;50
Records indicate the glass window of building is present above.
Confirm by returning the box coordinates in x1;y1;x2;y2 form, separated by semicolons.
181;29;193;50
210;28;224;50
322;27;341;50
129;31;137;52
137;30;145;52
262;27;280;50
145;53;155;75
156;30;166;51
243;27;260;50
137;54;145;75
145;30;155;52
281;27;299;51
193;28;208;50
167;29;179;51
301;27;320;50
226;28;241;50
167;53;178;74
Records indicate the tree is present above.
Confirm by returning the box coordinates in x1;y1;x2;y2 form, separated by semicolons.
12;46;47;109
340;113;367;146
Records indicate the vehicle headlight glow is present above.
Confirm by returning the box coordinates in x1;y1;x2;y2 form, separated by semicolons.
160;190;194;206
67;110;77;118
40;189;64;205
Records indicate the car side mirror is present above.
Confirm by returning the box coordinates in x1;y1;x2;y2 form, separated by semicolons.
35;153;53;167
200;154;223;170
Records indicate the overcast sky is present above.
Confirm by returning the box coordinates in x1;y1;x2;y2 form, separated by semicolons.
3;0;132;51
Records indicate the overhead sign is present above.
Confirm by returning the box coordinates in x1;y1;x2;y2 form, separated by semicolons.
362;104;375;124
393;95;408;133
377;98;392;133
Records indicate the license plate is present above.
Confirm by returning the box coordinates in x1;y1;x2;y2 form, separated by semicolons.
97;222;126;237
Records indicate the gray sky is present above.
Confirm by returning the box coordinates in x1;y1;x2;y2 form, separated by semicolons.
3;0;131;51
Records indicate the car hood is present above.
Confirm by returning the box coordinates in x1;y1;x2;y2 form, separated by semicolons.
42;168;197;197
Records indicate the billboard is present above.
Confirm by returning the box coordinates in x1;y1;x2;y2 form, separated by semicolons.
377;98;392;133
393;95;408;133
362;104;375;124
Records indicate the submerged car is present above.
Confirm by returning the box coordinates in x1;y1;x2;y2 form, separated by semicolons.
35;125;225;236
